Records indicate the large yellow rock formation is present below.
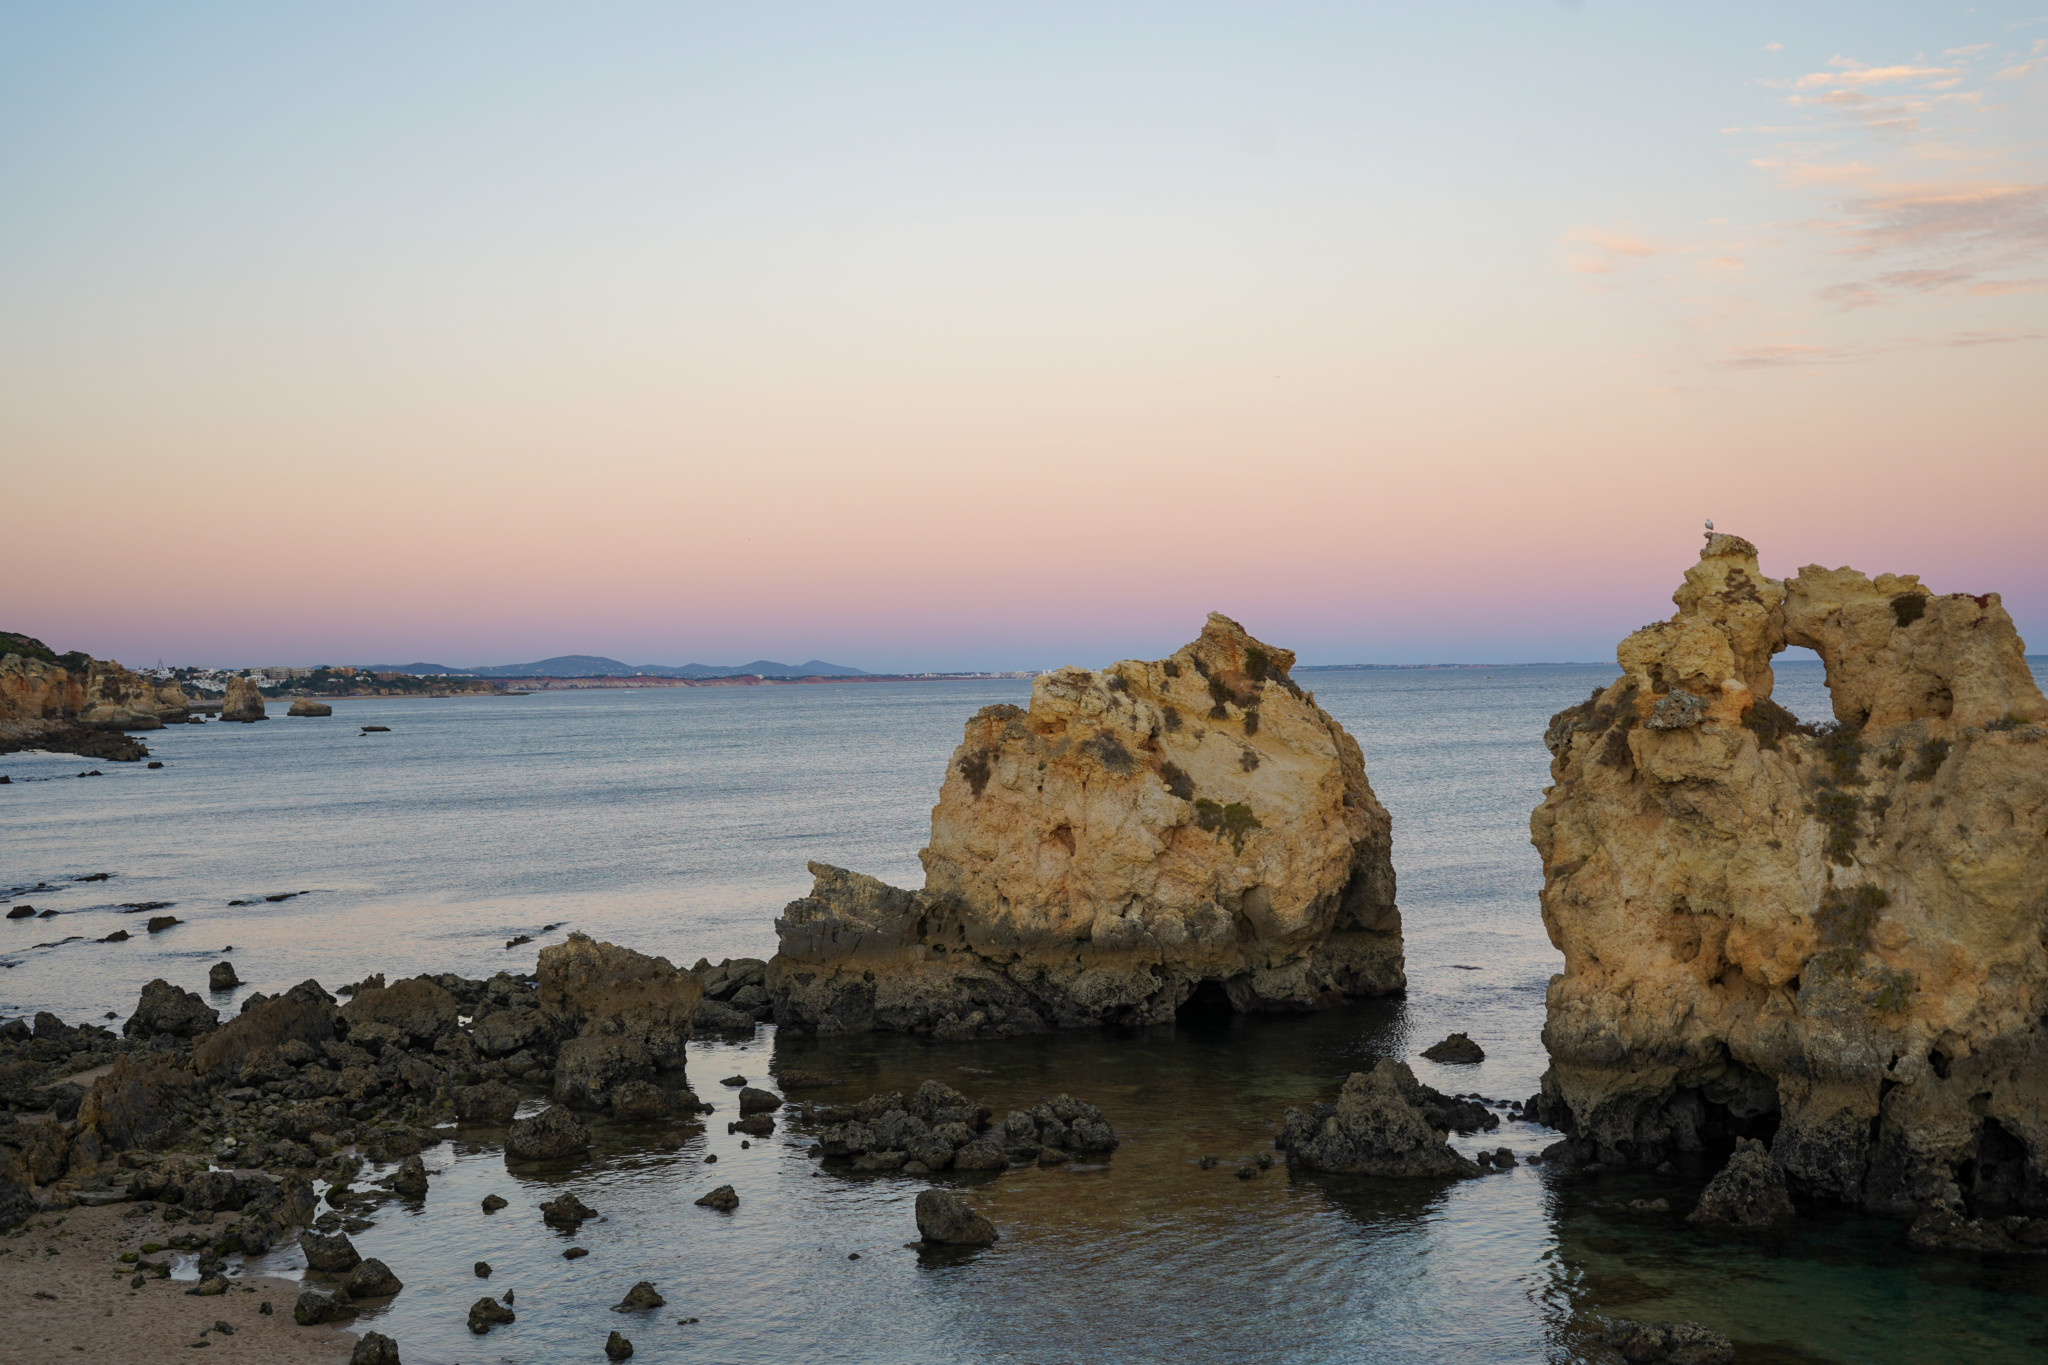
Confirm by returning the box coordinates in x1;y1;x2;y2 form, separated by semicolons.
1;639;188;759
769;613;1402;1036
1532;533;2048;1230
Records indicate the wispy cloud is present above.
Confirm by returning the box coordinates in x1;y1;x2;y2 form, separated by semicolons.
1562;229;1674;274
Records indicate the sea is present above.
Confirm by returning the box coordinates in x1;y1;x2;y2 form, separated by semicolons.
4;659;2045;1364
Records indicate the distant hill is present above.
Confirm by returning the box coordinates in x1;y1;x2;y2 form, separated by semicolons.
370;655;871;679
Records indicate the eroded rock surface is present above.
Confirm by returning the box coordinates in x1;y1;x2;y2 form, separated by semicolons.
769;614;1401;1037
222;676;267;723
0;633;189;759
1532;533;2048;1230
1275;1060;1483;1178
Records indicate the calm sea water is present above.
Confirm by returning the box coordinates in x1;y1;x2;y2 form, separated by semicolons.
4;660;2045;1363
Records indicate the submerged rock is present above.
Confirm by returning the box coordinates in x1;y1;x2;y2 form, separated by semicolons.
768;614;1403;1038
468;1296;516;1334
1688;1138;1794;1228
1598;1318;1735;1365
540;1191;597;1228
1533;534;2048;1227
694;1184;738;1211
1275;1060;1481;1178
605;1331;634;1360
914;1189;997;1245
613;1281;665;1311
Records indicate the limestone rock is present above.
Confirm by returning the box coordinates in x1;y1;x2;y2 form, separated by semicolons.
0;642;189;757
1688;1137;1794;1228
506;1105;590;1160
350;1333;401;1365
299;1228;362;1272
343;1257;404;1297
453;1081;521;1124
468;1295;515;1333
1274;1060;1481;1178
74;1056;196;1155
540;1191;596;1228
222;676;267;722
694;1183;738;1211
1598;1318;1736;1365
191;982;336;1080
1421;1032;1485;1064
340;976;459;1049
123;978;218;1039
538;933;702;1066
208;961;239;991
914;1189;997;1244
613;1280;664;1311
769;614;1401;1037
1533;533;2048;1226
288;699;333;717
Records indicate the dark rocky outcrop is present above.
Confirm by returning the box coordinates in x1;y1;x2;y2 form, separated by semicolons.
299;1228;363;1272
507;1106;590;1160
343;1257;404;1297
1420;1032;1484;1064
914;1189;997;1245
123;979;218;1040
1275;1061;1483;1178
693;1184;737;1211
613;1281;665;1311
468;1296;515;1334
1598;1318;1736;1365
540;1191;597;1228
350;1332;401;1365
1688;1138;1794;1228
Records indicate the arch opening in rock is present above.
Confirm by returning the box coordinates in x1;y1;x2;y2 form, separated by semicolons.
1176;978;1236;1023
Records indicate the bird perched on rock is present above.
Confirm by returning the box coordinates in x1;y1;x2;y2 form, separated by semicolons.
1705;518;1714;531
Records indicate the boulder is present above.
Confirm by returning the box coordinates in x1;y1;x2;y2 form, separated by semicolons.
73;1056;196;1156
342;1257;404;1298
208;961;239;991
1420;1032;1484;1064
609;1080;674;1120
122;978;217;1039
952;1137;1009;1171
191;983;336;1080
294;1289;351;1325
914;1189;998;1245
1275;1060;1481;1178
222;676;267;723
453;1081;520;1124
390;1155;429;1198
552;1033;656;1111
299;1228;362;1272
471;1007;552;1058
287;699;333;717
537;933;702;1066
350;1333;401;1365
507;1105;590;1160
1688;1138;1794;1228
1533;534;2048;1218
0;1149;34;1230
340;976;459;1049
768;614;1402;1038
605;1331;634;1360
694;1184;738;1211
737;1086;781;1115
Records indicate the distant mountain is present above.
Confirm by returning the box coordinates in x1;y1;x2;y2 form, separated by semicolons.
371;655;871;679
360;662;471;675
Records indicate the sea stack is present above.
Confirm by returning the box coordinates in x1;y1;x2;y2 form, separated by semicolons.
222;675;267;722
287;698;333;717
1531;533;2048;1235
768;612;1403;1037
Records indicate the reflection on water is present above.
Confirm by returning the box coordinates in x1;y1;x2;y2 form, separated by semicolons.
10;662;2048;1361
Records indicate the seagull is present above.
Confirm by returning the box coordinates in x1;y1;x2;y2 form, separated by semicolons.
1705;519;1714;531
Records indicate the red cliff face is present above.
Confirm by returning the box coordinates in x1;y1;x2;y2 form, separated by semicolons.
1;636;188;759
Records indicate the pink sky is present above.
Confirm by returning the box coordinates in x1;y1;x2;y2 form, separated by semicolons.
5;5;2044;670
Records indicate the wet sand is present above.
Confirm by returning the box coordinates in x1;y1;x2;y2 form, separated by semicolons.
0;1203;355;1365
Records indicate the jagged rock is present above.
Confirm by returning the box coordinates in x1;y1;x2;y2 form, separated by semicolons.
1598;1318;1736;1365
1420;1032;1484;1064
343;1257;404;1297
537;933;702;1067
553;1033;656;1111
481;1194;508;1213
294;1288;349;1325
350;1332;401;1365
208;961;239;991
340;976;459;1049
470;1007;551;1058
1533;534;2048;1223
390;1155;429;1198
768;614;1403;1037
287;699;333;717
0;1149;35;1231
609;1080;675;1120
694;1184;738;1211
693;998;757;1032
222;676;267;723
1275;1060;1481;1178
1688;1138;1794;1228
72;1056;196;1158
613;1281;664;1311
737;1086;781;1115
540;1191;597;1228
299;1228;362;1272
605;1331;634;1360
452;1081;520;1124
191;982;336;1080
468;1296;515;1333
914;1189;997;1245
122;978;217;1039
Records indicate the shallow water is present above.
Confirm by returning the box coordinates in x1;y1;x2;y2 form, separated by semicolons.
7;660;2047;1362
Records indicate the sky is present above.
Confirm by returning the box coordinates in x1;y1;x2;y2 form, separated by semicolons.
4;2;2044;671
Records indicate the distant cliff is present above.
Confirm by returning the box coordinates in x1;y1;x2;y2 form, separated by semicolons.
0;632;190;761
